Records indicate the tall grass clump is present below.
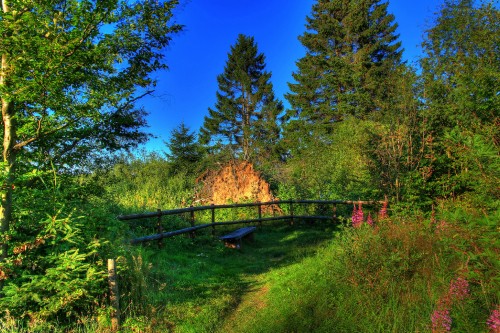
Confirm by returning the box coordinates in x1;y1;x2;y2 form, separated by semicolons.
235;213;499;332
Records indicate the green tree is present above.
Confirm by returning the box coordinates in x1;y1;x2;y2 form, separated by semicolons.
285;0;403;152
165;122;203;175
200;34;283;163
0;0;181;259
370;66;424;204
417;0;499;208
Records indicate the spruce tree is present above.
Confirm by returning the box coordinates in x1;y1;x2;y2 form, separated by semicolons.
200;34;283;163
165;123;203;175
285;0;403;149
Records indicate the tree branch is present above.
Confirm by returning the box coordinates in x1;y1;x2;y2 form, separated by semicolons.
12;122;71;151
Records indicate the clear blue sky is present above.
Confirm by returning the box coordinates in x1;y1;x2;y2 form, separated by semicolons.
137;0;443;153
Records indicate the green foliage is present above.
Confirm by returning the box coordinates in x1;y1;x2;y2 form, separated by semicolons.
0;172;112;330
200;34;283;164
277;117;380;200
415;0;500;209
103;152;196;211
0;0;182;167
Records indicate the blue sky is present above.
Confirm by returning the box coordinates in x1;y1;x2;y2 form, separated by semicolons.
137;0;443;153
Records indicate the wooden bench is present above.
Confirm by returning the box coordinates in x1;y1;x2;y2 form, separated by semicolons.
219;226;256;249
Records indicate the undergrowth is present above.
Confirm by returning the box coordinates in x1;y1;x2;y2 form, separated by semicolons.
1;205;497;332
227;214;499;333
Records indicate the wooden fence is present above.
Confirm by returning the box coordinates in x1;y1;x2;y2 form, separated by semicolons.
118;199;386;246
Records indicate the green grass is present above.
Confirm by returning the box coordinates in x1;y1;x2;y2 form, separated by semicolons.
5;212;496;333
118;220;340;332
96;214;498;333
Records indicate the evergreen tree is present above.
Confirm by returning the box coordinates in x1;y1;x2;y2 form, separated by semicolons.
200;34;283;163
285;0;403;151
165;123;203;175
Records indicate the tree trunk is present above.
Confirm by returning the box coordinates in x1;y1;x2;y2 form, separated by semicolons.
0;1;15;261
0;97;15;261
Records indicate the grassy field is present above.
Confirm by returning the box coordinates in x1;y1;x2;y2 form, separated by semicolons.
3;213;496;333
117;220;341;332
109;213;497;333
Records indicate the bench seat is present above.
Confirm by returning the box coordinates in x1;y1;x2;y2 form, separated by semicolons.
219;226;256;249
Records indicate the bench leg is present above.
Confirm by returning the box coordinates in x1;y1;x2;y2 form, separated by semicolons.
224;240;240;249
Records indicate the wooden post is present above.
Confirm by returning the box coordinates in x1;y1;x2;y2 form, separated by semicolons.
211;204;216;236
257;202;262;228
156;208;163;248
190;205;196;238
108;259;120;332
290;201;294;226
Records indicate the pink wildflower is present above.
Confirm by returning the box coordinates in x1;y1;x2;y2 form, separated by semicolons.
357;202;364;222
379;201;388;220
367;212;374;227
432;309;452;332
487;307;500;332
449;277;469;301
351;204;363;228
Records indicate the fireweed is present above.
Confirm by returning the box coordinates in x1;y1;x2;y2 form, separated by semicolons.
431;277;471;332
449;277;469;302
432;308;452;332
487;306;500;332
351;203;364;228
351;203;379;228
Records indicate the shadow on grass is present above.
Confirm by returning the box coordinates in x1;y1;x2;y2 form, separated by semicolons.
129;220;341;330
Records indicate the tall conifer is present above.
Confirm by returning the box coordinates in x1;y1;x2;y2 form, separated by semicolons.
200;34;283;163
285;0;403;149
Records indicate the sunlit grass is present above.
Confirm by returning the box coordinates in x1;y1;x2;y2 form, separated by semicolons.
115;221;339;332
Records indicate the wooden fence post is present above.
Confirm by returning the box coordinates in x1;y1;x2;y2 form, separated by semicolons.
257;202;262;228
157;208;163;248
108;259;120;332
290;201;294;226
211;204;216;236
190;206;196;238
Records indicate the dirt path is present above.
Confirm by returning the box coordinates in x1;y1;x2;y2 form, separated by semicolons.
219;279;270;333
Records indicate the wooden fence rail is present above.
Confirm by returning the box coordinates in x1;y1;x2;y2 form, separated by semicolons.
118;200;384;247
118;199;386;246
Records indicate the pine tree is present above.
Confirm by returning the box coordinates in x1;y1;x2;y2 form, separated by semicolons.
200;34;283;163
165;123;203;175
285;0;403;150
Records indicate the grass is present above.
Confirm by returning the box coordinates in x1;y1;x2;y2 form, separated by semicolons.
218;216;498;333
117;219;340;332
3;210;497;332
